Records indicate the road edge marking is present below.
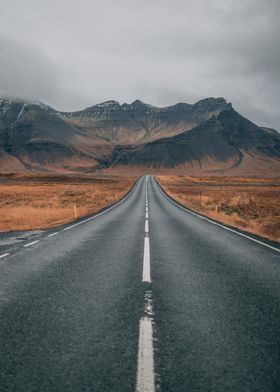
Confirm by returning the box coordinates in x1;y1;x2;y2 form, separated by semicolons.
63;176;143;231
155;177;280;254
47;232;58;238
23;240;39;248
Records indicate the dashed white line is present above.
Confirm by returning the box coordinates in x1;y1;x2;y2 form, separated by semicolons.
145;219;149;233
143;237;151;282
136;290;155;392
23;240;39;248
47;232;58;238
136;177;156;391
0;253;9;259
136;317;155;392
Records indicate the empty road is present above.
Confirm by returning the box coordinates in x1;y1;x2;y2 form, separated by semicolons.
0;176;280;392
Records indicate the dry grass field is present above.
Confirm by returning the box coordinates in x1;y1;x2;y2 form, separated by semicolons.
158;175;280;243
0;174;136;232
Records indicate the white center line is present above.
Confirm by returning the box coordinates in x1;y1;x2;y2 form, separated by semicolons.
136;317;155;392
136;290;155;392
137;177;156;391
47;232;58;238
23;240;39;248
145;219;149;234
0;253;9;259
142;237;151;282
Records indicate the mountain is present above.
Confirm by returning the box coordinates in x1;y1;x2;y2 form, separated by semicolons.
0;98;100;173
102;106;280;176
0;97;279;176
60;97;230;145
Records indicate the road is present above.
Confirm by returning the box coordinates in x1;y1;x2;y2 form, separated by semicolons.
0;175;280;392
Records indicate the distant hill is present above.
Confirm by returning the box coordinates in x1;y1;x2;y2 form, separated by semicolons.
0;97;279;176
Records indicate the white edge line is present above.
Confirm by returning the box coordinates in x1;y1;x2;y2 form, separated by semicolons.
63;176;143;231
155;178;280;254
47;232;58;238
24;240;39;248
0;253;9;259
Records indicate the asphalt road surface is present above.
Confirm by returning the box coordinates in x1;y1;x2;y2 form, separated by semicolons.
0;175;280;392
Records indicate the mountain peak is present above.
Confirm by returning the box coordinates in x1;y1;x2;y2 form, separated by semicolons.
194;97;229;109
130;99;153;107
194;96;227;105
0;97;49;110
82;100;121;113
99;100;119;105
94;100;120;108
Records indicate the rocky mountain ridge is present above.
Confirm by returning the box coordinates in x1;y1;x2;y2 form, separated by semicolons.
0;97;279;176
61;97;231;144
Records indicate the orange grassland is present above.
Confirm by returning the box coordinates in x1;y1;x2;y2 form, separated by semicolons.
0;174;136;232
158;175;280;243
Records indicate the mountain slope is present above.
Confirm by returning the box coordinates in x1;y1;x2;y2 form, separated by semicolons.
0;97;279;176
101;107;280;176
60;97;230;145
0;99;99;172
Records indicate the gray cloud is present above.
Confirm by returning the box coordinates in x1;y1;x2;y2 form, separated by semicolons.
0;36;59;102
0;0;279;129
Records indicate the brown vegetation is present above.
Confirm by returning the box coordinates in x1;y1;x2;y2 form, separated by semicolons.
157;175;280;243
0;174;136;232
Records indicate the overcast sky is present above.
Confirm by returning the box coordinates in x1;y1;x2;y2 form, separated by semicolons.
0;0;279;128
